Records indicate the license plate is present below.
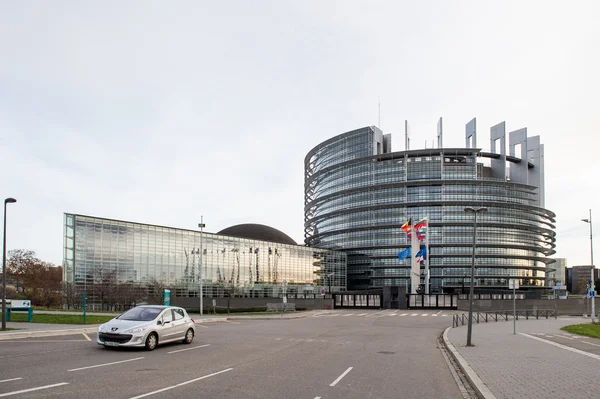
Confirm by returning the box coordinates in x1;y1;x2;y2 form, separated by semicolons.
104;342;119;347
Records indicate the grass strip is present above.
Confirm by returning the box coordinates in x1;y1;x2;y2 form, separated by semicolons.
561;323;600;339
5;313;114;325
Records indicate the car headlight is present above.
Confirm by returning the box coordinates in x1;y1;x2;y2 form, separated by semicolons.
98;324;106;332
126;326;148;334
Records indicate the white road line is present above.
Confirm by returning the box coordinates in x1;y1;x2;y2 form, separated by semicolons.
582;341;600;348
436;310;443;315
421;314;428;317
431;314;438;317
330;314;339;317
168;344;210;354
82;333;91;341
520;333;600;361
557;335;573;340
342;314;354;317
357;313;367;316
400;313;407;316
442;314;448;317
0;378;22;384
315;397;321;399
0;382;69;397
389;314;398;316
68;357;145;372
196;325;208;328
329;367;353;387
129;368;233;399
411;314;418;316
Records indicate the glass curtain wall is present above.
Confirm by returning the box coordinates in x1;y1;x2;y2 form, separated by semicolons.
64;214;347;304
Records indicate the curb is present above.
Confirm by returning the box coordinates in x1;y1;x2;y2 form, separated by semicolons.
0;327;99;341
442;327;497;399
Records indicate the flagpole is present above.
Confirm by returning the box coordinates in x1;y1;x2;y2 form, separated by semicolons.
411;222;420;294
425;216;430;295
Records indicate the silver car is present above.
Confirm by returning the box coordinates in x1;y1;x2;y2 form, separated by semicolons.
97;305;196;351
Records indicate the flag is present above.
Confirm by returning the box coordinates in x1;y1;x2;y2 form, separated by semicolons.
414;217;427;230
416;246;427;262
397;247;411;260
401;218;412;233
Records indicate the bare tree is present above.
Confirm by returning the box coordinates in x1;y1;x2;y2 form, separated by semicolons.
146;277;167;305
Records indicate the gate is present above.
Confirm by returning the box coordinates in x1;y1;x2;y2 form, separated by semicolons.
407;294;458;309
334;293;382;309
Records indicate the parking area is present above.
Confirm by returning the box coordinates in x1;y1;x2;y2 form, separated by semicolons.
0;310;463;399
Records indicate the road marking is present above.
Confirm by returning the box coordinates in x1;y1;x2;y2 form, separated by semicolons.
330;367;353;387
168;344;210;354
442;314;448;317
431;314;438;317
389;313;398;316
196;325;208;328
68;357;145;372
0;378;22;384
315;397;321;399
0;339;89;343
357;313;367;316
421;314;428;316
557;335;573;340
82;333;91;341
436;310;443;315
0;382;69;397
129;368;233;399
411;314;418;316
582;341;600;348
366;310;389;318
329;314;339;317
520;333;600;361
342;314;354;317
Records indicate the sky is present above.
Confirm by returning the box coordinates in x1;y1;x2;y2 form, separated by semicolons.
1;0;599;268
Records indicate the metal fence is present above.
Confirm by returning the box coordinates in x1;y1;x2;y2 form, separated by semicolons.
452;309;557;328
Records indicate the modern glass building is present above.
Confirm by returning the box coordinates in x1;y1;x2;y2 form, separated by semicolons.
304;121;556;292
63;214;346;306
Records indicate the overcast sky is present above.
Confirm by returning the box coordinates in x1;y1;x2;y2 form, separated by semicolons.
1;1;598;268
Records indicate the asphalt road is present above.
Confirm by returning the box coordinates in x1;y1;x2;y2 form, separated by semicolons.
0;309;463;399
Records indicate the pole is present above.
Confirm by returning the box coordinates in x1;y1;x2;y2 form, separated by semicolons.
466;211;478;347
589;209;595;323
2;202;8;331
513;282;516;335
83;291;87;325
425;216;430;295
199;216;204;316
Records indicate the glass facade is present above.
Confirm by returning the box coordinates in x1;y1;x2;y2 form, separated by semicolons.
64;214;346;304
304;127;556;292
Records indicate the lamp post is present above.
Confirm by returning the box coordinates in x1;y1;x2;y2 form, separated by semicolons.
464;206;488;346
326;272;335;294
582;209;595;323
2;198;17;331
198;217;205;316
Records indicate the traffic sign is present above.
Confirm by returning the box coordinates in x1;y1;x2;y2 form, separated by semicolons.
321;287;326;295
509;279;519;290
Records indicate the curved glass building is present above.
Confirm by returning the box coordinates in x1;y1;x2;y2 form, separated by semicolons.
304;121;556;292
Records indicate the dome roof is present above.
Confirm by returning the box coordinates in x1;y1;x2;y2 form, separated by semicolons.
216;223;297;246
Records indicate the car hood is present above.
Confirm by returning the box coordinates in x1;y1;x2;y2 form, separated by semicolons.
101;318;154;332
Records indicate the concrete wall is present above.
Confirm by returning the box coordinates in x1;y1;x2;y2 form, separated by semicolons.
458;298;595;316
172;296;334;311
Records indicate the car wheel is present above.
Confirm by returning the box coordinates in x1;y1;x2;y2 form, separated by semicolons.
145;333;158;351
182;328;194;344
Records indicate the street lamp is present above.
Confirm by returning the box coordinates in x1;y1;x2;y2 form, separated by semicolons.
326;272;335;294
582;209;595;323
464;206;487;346
2;197;17;331
198;217;206;316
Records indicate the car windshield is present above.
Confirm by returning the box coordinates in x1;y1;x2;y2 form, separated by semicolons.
117;307;163;321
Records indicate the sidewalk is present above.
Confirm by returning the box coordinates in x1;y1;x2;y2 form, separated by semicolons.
444;317;600;399
0;310;312;340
